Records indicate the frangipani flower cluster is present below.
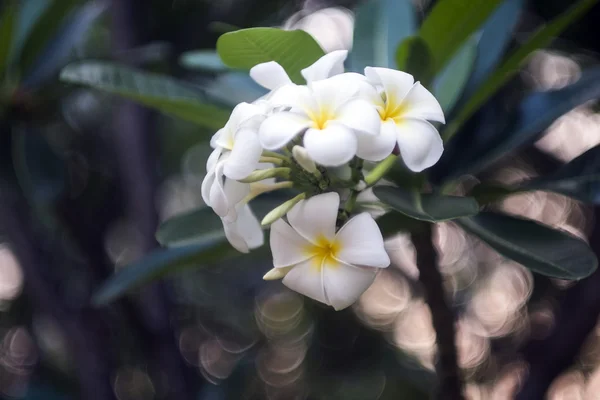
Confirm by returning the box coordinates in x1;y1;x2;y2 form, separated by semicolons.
201;50;445;310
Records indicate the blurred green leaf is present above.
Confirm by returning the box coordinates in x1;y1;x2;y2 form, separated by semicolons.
0;2;17;78
433;35;478;113
442;66;600;181
92;240;238;306
444;0;599;141
23;1;106;87
17;0;79;76
350;0;415;71
373;186;479;222
180;49;228;72
419;0;502;73
216;28;325;84
376;210;423;237
522;145;600;204
395;36;434;87
458;212;597;279
205;72;267;107
469;182;516;205
60;62;231;130
463;0;524;99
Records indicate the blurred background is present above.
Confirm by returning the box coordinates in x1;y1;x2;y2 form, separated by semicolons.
2;0;600;399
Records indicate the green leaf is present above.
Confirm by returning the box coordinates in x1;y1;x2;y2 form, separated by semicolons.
376;210;424;237
350;0;415;71
216;28;325;84
419;0;502;73
433;35;478;113
458;212;597;279
373;186;480;222
444;0;598;141
17;0;79;76
91;240;238;306
60;62;231;130
156;194;295;247
180;49;228;72
522;145;600;204
395;36;434;87
469;183;516;205
0;2;18;78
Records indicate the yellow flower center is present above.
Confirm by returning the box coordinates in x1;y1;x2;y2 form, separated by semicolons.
307;106;336;130
304;234;341;271
378;95;408;122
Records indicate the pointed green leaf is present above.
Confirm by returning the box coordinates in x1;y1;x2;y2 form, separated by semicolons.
17;0;79;75
433;35;478;113
350;0;415;71
216;28;325;84
373;186;480;222
458;212;597;279
0;2;18;78
60;62;230;130
419;0;502;73
522;145;600;204
91;240;238;306
444;0;599;141
395;36;434;87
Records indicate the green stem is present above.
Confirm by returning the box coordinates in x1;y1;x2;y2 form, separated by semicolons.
344;190;359;214
262;151;290;162
259;156;284;165
364;155;398;187
243;181;294;203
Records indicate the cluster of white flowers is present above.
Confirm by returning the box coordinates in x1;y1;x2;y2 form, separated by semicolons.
202;50;445;310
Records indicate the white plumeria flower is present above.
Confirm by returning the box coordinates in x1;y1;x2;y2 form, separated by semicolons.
208;102;265;180
259;74;381;166
364;67;445;172
269;192;390;310
222;203;263;253
250;50;348;91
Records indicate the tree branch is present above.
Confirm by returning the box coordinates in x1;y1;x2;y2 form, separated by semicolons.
411;223;464;400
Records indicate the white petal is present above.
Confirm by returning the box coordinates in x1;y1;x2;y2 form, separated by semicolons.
223;129;262;180
401;82;445;123
282;258;328;305
335;98;381;135
259;111;311;150
210;164;250;218
206;147;223;172
214;102;265;149
201;170;216;206
327;72;381;103
223;220;249;253
303;125;357;166
355;119;397;161
396;119;444;172
301;50;347;84
365;67;414;102
236;204;264;249
335;213;390;268
323;262;377;310
270;219;314;268
310;75;359;111
287;192;339;243
268;84;315;109
210;128;226;148
250;61;292;90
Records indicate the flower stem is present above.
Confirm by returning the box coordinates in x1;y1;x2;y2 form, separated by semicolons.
239;167;291;183
244;181;294;203
364;155;398;187
262;151;290;162
411;223;464;400
259;156;284;165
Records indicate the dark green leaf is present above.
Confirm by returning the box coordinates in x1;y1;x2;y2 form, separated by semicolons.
442;66;600;180
444;0;598;141
92;240;237;306
60;62;231;130
23;1;106;87
458;212;597;279
469;183;516;205
433;35;477;113
350;0;415;71
395;36;434;87
419;0;502;73
376;210;424;237
180;49;228;72
373;186;480;222
216;28;325;84
522;145;600;203
17;0;79;76
462;0;524;99
0;2;18;78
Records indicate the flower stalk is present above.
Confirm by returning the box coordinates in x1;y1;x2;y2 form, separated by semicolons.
364;154;398;186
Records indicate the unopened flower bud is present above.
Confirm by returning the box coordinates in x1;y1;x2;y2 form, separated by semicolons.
292;145;318;174
261;193;306;226
239;167;290;183
263;266;292;280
